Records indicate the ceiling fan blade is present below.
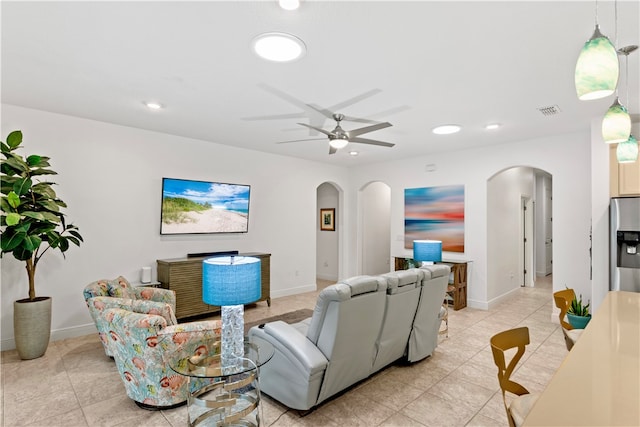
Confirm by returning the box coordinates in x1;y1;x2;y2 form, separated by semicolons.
329;145;338;155
242;112;306;121
364;105;412;119
348;122;392;138
306;104;381;125
349;137;395;147
329;88;382;112
257;83;310;110
298;123;334;136
276;137;326;144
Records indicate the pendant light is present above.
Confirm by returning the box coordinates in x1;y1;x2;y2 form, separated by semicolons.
617;135;638;163
602;2;631;143
602;97;630;143
575;0;619;101
613;45;638;163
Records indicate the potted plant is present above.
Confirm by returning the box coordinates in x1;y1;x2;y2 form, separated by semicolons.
567;292;591;329
1;130;83;359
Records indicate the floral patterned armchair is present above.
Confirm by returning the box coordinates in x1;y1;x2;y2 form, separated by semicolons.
86;296;178;357
103;306;221;409
83;276;177;356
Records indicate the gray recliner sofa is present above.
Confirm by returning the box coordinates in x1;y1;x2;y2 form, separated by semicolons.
248;264;450;411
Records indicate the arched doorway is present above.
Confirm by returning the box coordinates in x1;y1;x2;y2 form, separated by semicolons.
487;167;552;300
316;182;340;281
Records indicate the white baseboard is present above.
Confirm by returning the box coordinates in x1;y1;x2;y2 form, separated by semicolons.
270;283;317;299
1;323;97;352
484;287;522;310
316;273;338;281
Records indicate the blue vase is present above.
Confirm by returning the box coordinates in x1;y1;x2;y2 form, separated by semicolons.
567;313;591;329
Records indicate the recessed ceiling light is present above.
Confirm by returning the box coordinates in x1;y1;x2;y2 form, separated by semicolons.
144;101;163;110
485;123;501;130
252;32;306;62
349;151;359;156
279;0;300;11
432;124;461;135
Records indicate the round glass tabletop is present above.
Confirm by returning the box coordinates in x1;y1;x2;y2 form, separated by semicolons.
168;336;274;379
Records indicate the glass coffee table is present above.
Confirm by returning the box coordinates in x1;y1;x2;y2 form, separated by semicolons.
168;337;274;427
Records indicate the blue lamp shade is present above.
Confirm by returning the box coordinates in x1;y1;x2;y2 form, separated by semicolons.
413;240;442;263
202;256;261;306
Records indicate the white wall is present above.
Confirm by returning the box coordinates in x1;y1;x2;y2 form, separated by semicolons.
1;104;607;348
347;132;593;309
487;166;535;301
535;173;552;276
316;183;339;281
1;104;349;349
360;181;391;275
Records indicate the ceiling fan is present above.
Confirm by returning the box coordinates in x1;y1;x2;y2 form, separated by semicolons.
277;113;394;155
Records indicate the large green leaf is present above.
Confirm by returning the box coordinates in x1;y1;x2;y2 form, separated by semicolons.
11;246;33;261
12;177;32;196
7;191;20;209
23;235;42;251
0;141;10;153
0;229;26;252
26;154;42;167
31;183;56;199
2;156;28;173
30;168;58;177
0;197;12;213
22;212;46;221
5;212;21;226
37;199;60;212
40;212;62;223
6;130;23;149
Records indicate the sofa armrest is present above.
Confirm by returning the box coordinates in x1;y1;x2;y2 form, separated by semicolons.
250;321;328;376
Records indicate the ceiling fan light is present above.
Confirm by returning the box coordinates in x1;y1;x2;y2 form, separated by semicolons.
602;98;631;144
329;138;349;149
617;135;639;163
575;25;619;101
279;0;300;11
252;32;306;62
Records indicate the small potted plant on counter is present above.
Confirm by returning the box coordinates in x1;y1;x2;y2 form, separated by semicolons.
567;292;591;329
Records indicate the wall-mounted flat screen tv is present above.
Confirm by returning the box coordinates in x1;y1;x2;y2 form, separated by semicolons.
160;178;250;235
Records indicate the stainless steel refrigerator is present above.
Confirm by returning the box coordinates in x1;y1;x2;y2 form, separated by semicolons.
610;197;640;292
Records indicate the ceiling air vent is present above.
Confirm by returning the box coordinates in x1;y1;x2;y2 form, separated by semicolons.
537;105;562;116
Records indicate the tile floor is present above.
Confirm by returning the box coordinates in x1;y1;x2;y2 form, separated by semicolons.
1;275;565;427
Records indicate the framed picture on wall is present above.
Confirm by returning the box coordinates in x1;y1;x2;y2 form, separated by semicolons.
320;208;335;231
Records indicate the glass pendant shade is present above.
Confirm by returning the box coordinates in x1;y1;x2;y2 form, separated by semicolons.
602;97;631;143
575;25;619;101
617;135;638;163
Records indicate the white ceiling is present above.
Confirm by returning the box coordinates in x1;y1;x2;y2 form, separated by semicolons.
2;1;639;167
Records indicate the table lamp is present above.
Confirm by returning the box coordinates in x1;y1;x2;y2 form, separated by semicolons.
413;240;442;266
203;256;261;370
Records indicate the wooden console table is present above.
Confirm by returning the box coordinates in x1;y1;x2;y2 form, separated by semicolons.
157;252;271;320
394;256;468;310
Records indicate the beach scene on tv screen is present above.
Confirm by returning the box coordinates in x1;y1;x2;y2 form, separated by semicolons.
161;179;250;234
